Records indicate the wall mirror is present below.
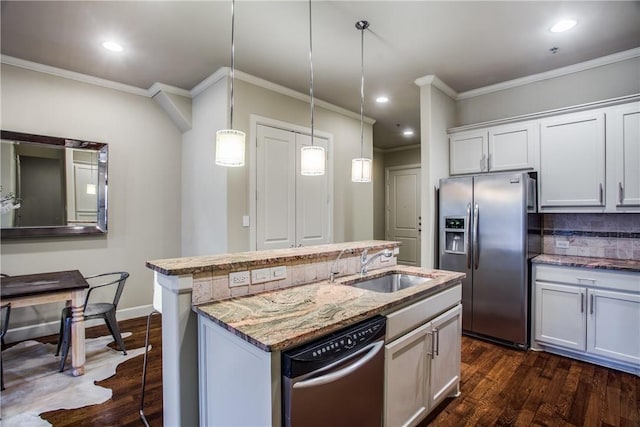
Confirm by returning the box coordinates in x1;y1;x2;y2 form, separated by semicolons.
1;130;108;238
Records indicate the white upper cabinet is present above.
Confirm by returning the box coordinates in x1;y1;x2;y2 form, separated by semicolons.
539;111;606;209
449;122;536;175
607;102;640;210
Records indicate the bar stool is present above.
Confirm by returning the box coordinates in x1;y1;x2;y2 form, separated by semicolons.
140;282;162;427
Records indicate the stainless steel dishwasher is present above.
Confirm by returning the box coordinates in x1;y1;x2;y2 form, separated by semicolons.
282;316;386;427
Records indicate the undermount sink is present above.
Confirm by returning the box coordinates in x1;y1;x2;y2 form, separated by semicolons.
351;273;432;293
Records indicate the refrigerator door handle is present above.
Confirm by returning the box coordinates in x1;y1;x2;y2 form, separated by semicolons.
466;203;472;269
473;203;479;269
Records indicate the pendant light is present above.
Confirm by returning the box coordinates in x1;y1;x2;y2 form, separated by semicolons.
300;0;326;176
215;0;245;167
351;20;372;183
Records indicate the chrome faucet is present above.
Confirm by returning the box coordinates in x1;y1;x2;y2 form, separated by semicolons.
329;248;353;283
360;249;393;276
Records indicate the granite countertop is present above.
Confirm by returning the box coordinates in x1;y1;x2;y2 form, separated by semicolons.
146;240;399;276
533;254;640;273
194;265;465;352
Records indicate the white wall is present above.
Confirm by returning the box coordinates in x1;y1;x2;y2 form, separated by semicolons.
228;77;374;252
419;84;456;268
456;57;640;126
0;64;182;339
181;78;229;256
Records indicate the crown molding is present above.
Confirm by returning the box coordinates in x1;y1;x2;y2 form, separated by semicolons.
1;54;192;99
374;143;421;153
148;82;191;98
457;47;640;100
192;67;376;125
414;75;457;100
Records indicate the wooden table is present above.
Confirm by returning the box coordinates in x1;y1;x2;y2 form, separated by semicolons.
1;270;89;376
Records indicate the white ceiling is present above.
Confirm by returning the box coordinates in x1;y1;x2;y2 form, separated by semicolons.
1;1;639;149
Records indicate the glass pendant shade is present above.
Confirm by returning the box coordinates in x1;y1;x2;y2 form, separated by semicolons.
301;145;326;176
215;129;246;167
351;158;372;182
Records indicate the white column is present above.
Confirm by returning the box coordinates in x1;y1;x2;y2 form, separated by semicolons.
155;271;199;426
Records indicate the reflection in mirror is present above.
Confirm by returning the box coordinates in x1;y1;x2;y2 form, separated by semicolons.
1;130;108;238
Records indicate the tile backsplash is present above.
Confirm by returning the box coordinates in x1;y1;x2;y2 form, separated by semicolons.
542;213;640;260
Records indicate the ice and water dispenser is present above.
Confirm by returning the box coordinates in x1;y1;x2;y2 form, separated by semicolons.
443;217;467;254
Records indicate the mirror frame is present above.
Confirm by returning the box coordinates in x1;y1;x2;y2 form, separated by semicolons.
1;130;108;238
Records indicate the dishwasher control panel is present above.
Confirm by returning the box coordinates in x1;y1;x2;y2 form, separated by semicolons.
282;316;386;377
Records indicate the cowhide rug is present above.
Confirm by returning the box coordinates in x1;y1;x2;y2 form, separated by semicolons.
0;333;146;426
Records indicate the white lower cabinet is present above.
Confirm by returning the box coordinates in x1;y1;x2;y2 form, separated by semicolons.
533;264;640;374
384;301;462;427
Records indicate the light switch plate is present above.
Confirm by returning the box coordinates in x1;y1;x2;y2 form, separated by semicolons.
393;247;400;255
242;215;250;227
555;241;570;249
271;266;287;280
229;271;251;287
251;268;271;284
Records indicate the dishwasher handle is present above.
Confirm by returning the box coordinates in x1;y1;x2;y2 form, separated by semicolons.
293;341;384;389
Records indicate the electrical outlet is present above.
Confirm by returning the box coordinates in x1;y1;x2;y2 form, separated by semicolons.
555;241;570;249
271;266;287;280
251;268;271;284
229;271;250;287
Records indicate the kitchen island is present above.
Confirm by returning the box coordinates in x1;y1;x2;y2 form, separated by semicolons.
146;241;464;426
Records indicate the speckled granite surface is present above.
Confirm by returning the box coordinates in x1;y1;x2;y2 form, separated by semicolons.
194;266;464;352
147;240;399;276
533;254;640;272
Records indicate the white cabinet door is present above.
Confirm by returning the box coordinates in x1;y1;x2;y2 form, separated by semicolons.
257;125;296;250
608;102;640;209
587;289;640;366
428;304;461;408
295;134;330;247
488;122;536;172
539;111;605;208
384;322;431;427
535;282;587;351
449;130;487;175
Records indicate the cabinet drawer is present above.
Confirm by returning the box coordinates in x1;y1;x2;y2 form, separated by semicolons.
534;264;640;293
386;284;461;342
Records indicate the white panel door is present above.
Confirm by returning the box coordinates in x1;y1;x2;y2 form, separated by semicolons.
387;167;421;266
449;130;487;175
488;122;535;172
609;103;640;208
73;163;98;221
257;125;296;250
587;289;640;366
534;282;587;351
539;112;605;207
384;321;431;427
295;134;330;247
428;304;461;408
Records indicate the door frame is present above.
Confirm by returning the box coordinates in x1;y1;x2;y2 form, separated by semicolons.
249;114;334;250
385;164;421;265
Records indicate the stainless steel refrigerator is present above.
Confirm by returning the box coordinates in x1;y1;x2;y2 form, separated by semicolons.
439;172;540;349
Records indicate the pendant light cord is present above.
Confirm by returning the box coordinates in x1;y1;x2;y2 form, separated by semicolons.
309;0;315;145
230;0;236;129
359;23;364;158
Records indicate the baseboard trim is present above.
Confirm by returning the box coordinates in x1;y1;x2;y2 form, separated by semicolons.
5;304;153;344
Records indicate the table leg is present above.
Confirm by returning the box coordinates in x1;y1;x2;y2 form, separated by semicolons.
70;290;86;376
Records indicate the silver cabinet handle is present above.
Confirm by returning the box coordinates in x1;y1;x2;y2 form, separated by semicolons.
580;292;584;313
473;204;479;269
466;203;471;269
293;341;383;389
599;183;603;205
434;328;440;357
590;293;594;315
619;182;624;204
487;154;491;171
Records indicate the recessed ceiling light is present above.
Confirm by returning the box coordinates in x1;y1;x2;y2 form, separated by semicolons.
550;19;577;33
102;41;123;52
403;130;414;136
376;96;389;103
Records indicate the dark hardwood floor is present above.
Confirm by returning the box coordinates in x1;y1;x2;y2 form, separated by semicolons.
22;317;639;427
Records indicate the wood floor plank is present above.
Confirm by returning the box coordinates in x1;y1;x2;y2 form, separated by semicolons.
12;318;639;427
